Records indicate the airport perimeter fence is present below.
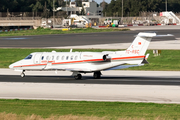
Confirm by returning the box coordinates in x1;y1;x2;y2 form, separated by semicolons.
98;17;155;26
1;11;180;27
0;11;66;18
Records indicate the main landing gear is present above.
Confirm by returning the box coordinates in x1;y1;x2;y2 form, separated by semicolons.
73;71;102;80
93;71;102;79
21;70;25;78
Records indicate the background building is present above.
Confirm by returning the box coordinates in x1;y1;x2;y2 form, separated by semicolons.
56;1;103;16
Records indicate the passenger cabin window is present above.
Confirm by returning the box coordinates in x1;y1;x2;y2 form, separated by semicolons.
41;56;44;60
75;56;78;60
46;56;49;60
66;56;69;60
71;56;73;60
52;56;54;60
56;56;59;60
62;56;64;60
24;54;32;60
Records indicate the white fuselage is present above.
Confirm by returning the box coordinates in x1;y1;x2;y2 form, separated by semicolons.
9;51;145;73
9;32;173;79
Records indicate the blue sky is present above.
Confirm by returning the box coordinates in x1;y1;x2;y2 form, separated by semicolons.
95;0;111;4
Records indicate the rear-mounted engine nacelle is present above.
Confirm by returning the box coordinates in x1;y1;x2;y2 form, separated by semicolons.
103;54;111;62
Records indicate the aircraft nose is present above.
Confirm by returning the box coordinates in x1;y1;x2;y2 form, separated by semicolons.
9;64;14;69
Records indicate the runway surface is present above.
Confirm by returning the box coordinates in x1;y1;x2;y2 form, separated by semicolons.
1;70;180;103
1;75;180;86
0;69;180;86
0;30;178;48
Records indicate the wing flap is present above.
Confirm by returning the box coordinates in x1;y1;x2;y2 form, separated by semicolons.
104;64;144;71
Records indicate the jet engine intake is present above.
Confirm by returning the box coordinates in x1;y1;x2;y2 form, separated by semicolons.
103;55;111;62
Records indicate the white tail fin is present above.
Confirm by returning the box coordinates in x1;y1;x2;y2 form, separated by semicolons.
126;32;173;56
126;32;157;56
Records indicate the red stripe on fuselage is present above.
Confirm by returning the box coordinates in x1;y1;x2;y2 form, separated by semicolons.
13;56;145;68
52;59;103;65
14;63;47;68
112;56;145;60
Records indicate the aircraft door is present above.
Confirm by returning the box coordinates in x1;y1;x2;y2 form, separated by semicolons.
33;53;42;64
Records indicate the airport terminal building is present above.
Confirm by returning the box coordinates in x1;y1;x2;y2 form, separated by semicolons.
56;1;103;16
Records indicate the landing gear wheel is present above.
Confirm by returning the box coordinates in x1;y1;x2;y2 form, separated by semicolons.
93;71;101;79
74;74;82;80
21;72;25;78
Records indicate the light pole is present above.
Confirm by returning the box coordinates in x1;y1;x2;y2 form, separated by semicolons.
166;0;167;11
53;0;55;27
122;0;123;24
66;0;67;15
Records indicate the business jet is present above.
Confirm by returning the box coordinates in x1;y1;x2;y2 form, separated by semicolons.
9;32;172;79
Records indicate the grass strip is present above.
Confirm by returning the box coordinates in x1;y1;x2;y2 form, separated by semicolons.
0;99;180;120
0;27;129;37
0;48;180;71
0;112;108;120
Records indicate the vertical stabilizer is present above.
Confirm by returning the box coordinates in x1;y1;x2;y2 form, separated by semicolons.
126;32;156;56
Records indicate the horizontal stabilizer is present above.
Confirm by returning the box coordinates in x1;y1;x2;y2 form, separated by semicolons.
135;33;173;38
153;34;174;37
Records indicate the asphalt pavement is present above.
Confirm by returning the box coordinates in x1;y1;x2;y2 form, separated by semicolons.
1;69;180;86
0;30;178;48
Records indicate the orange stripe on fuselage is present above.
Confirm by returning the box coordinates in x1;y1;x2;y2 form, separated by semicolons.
13;56;145;68
112;56;145;60
14;63;47;68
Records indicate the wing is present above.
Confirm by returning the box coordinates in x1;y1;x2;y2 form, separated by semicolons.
104;64;144;71
65;68;91;72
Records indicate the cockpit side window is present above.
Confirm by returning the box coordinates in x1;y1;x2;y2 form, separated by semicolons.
24;54;32;60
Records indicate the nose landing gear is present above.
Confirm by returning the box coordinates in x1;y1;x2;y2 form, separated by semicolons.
21;70;25;78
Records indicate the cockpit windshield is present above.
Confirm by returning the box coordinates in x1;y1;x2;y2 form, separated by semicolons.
24;54;32;60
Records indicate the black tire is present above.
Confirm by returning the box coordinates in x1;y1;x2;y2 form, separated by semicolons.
74;74;82;80
21;73;25;78
93;71;101;79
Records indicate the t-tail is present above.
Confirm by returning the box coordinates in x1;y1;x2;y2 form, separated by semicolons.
126;32;173;56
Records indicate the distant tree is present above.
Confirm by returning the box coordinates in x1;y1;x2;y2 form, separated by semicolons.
100;0;108;10
0;0;6;12
1;0;180;17
30;0;43;12
75;0;82;7
81;6;85;15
